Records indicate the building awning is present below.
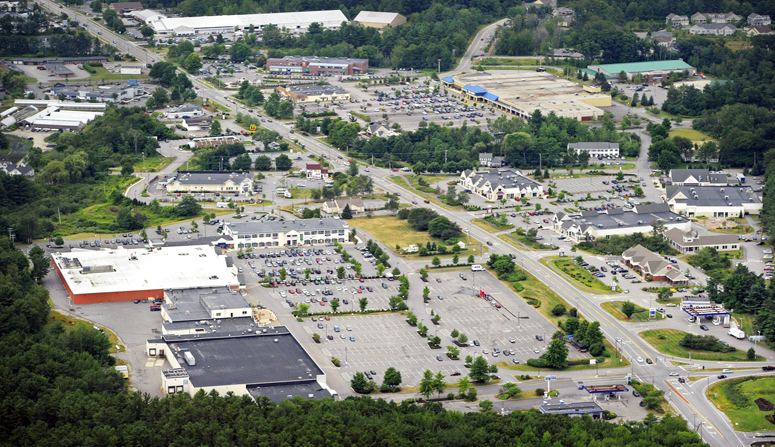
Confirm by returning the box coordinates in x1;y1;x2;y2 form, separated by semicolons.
463;84;487;95
441;76;454;83
483;92;499;101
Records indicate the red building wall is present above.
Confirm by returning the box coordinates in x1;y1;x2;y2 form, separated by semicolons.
52;256;164;304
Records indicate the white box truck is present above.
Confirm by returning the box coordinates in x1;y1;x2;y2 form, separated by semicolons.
183;351;196;366
728;328;745;340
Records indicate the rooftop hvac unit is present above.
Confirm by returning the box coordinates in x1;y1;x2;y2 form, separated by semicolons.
183;351;196;366
724;196;729;200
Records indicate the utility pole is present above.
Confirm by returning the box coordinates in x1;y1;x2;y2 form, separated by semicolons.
7;228;15;244
437;59;441;73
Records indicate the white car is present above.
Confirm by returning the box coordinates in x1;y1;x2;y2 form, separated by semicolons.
637;357;644;363
482;349;490;354
669;372;679;376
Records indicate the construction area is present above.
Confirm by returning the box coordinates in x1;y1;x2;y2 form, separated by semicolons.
442;70;611;121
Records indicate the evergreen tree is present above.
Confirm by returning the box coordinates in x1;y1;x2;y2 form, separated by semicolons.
341;204;353;219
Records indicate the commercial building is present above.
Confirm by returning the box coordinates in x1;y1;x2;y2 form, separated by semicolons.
689;23;738;35
366;122;397;139
691;12;742;23
552;204;690;243
45;62;74;78
622;244;689;285
6;56;107;65
51;245;240;304
222;219;350;249
587;60;695;81
0;161;34;178
267;56;368;76
165;171;254;194
147;10;348;36
182;116;212;131
187;135;242;149
322;198;364;215
165;103;205;119
442;71;609;121
668;169;730;186
352;11;406;29
129;9;165;24
147;326;333;402
50;82;146;103
305;163;327;179
748;13;771;26
108;1;144;15
458;169;544;201
663;228;740;253
666;13;690;27
567;142;620;158
539;402;604;419
276;85;350;103
19;105;104;130
664;185;762;218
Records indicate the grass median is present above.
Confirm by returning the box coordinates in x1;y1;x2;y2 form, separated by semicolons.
601;301;662;322
708;376;775;431
639;329;763;362
541;256;616;294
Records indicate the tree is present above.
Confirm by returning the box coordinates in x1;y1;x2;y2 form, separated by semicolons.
446;345;460;359
419;369;435;398
54;236;64;246
407;313;418;326
230;42;252;62
499;382;521;399
351;372;373;394
433;371;447;398
231;153;251;170
388;295;407;311
458;333;468;344
182;52;202;73
432;256;441;267
450;329;459;338
274;154;292;171
279;268;287;281
209;119;222;136
422;286;430;301
469;355;490;382
330;299;339;313
341;204;353;219
337;266;345;279
28;245;50;282
347;162;359;176
298;303;309;316
359;297;368;312
468;255;475;264
175;196;202;217
457;377;470;398
541;331;569;369
621;301;636;319
254;155;271;171
383;367;402;390
478;400;493;412
651;219;667;237
747;347;756;361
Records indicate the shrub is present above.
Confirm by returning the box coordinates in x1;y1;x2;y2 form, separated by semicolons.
527;358;546;368
551;304;567;316
513;282;524;292
447;393;455;400
535;388;545;396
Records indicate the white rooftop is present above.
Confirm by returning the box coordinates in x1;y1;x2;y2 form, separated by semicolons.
149;10;347;34
353;11;402;23
53;245;239;295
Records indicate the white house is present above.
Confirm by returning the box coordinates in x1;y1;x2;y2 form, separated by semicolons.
689;23;738;35
305;163;327;179
567;142;620;159
0;161;35;178
458;169;543;201
322;198;364;215
666;13;690;27
748;13;771;26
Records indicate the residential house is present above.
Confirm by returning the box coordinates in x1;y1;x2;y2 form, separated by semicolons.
108;1;143;15
366;122;397;139
663;228;740;253
552;204;690;243
666;13;690;27
689;23;738;35
165;171;254;194
0;161;34;178
747;25;773;36
458;169;543;201
748;13;771;26
691;12;742;23
622;244;688;285
322;198;365;215
478;153;493;166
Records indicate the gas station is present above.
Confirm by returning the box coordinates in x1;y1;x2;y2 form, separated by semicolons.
681;304;730;324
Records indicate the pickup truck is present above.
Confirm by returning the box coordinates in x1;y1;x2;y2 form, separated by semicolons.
763;365;775;371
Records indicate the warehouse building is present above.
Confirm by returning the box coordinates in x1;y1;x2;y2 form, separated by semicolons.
50;82;146;103
164;171;254;194
567;142;620;158
352;11;406;29
458;169;544;201
587;60;696;81
222;219;350;248
539;402;604;419
276;85;349;103
147;326;334;402
442;71;609;121
266;56;368;76
664;185;762;218
147;10;348;36
552;204;690;242
51;245;240;304
19;105;104;130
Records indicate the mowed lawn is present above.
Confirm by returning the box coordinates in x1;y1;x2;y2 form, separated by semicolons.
709;377;775;431
640;329;761;362
349;216;435;249
669;128;715;144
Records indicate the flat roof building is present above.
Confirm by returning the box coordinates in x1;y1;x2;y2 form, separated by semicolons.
352;11;406;29
266;56;368;76
147;326;333;401
552;204;691;242
459;169;544;201
108;1;143;15
45;62;74;78
669;169;730;186
222;219;350;249
664;185;762;218
539;402;604;418
165;171;254;194
148;10;348;36
442;71;609;122
51;245;240;304
587;60;695;80
277;85;350;103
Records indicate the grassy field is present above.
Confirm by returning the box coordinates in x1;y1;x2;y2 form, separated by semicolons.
669;128;716;144
708;376;775;431
133;156;174;173
639;329;763;362
48;310;125;353
477;57;541;66
86;66;150;82
349;215;463;254
471;217;513;232
709;225;754;235
498;353;628;372
542;257;615;294
601;301;660;322
505;233;557;251
386;176;460;212
504;270;573;328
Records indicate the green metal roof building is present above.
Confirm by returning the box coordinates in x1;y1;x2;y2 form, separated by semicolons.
587;60;695;80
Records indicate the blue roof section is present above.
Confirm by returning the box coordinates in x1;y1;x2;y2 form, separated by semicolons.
483;92;499;101
441;76;455;83
463;84;487;95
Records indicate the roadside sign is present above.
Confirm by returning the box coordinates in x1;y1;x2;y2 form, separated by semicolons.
545;375;556;381
590;359;596;365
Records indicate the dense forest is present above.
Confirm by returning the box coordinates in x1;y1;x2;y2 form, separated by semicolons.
0;236;708;445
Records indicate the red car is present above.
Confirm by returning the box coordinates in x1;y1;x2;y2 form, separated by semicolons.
288;289;295;294
324;316;331;321
296;288;302;294
392;169;399;172
320;301;326;306
436;278;442;283
359;278;365;283
357;289;363;293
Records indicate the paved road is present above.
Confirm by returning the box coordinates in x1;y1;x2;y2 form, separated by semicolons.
37;4;770;443
446;19;508;76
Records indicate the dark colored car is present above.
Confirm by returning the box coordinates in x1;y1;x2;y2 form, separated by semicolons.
633;390;640;397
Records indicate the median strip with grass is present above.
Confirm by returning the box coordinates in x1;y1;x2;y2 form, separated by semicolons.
639;329;763;362
708;376;775;431
541;256;616;294
601;301;662;322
